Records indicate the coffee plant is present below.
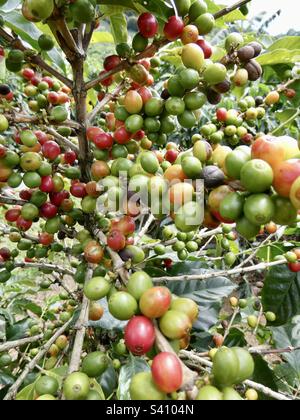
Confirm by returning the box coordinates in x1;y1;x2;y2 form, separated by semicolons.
0;0;299;402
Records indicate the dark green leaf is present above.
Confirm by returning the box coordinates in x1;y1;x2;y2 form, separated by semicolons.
12;299;42;316
224;328;247;347
272;318;300;377
0;309;14;326
191;332;214;352
6;318;31;341
0;372;15;387
274;363;299;392
100;365;118;398
261;265;300;326
252;355;278;400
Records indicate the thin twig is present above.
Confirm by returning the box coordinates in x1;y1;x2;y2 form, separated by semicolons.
0;27;72;88
3;317;74;400
42;127;79;154
223;307;240;340
66;266;92;375
134;214;155;245
0;195;26;206
0;334;43;353
85;0;252;91
180;350;292;401
87;81;126;124
0;261;75;276
152;259;287;283
214;0;252;19
237;232;277;268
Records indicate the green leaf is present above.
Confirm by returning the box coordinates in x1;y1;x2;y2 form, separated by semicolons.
134;0;172;20
0;372;15;387
91;32;114;44
6;318;31;341
276;109;299;124
90;379;106;400
110;14;128;45
268;36;300;52
100;365;118;399
117;355;150;400
192;332;214;352
274;363;299;392
0;308;14;326
12;299;42;316
16;382;36;401
99;0;139;13
224;328;247;347
257;49;300;66
252;355;278;400
272;317;300;377
261;265;300;326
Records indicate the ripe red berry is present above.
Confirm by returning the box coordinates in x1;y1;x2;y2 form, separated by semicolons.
242;133;254;144
164;16;184;41
19;190;32;201
196;39;213;59
42;76;54;88
114;126;131;144
133;130;145;141
0;145;7;158
107;230;126;251
124;316;155;356
288;262;300;273
21;68;35;80
93;132;114;150
99;70;114;87
40;202;58;219
31;76;41;86
104;55;121;71
50;191;69;207
151;352;183;393
138;13;158;38
0;248;11;261
64;150;77;165
216;107;228;122
47;92;59;104
139;59;151;71
138;86;152;104
39;232;54;246
35;130;49;145
42;141;61;160
165;149;179;163
87;126;104;142
164;258;173;269
40;176;55;193
5;208;21;222
70;182;87;198
16;216;32;231
285;89;296;99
